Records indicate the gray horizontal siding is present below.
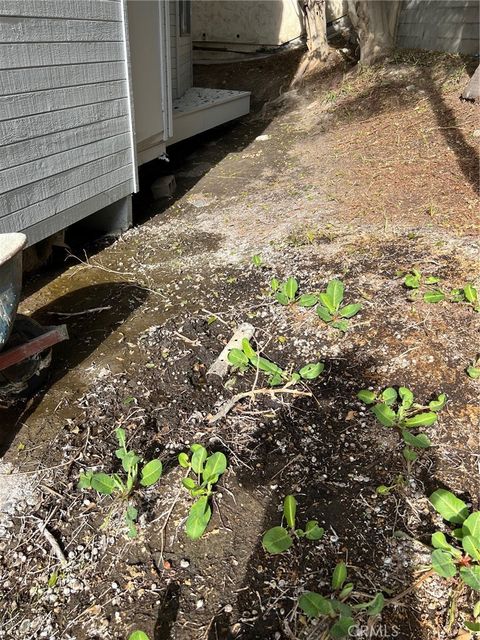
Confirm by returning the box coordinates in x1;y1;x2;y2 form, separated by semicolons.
0;62;126;95
0;1;135;240
397;0;479;55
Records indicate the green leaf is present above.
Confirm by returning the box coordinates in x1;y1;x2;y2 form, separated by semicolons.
430;489;469;524
227;348;249;368
452;528;464;540
121;451;140;474
381;387;398;406
241;338;256;360
330;617;355;639
431;549;457;578
357;389;376;404
128;632;151;640
275;292;289;305
467;366;480;379
126;505;138;522
270;278;280;292
316;305;333;323
298;294;318;308
460;566;480;591
78;471;93;490
465;622;480;632
182;477;196;491
424;290;445;304
474;600;480;618
299;362;324;380
365;593;385;616
262;526;293;554
319;292;336;314
91;473;115;495
298;591;333;617
425;276;440;285
250;355;283;376
462;535;480;561
332;561;347;590
431;532;462;557
140;460;162;487
305;520;325;540
252;254;262;267
464;284;478;304
376;485;391;495
372;403;397;427
331;319;349;332
185;497;211;540
178;452;190;468
283;495;297;529
429;393;447;412
202;451;227;484
191;445;208;475
283;277;298;301
403;412;437;428
338;583;354;599
326;279;344;310
401;429;431;449
268;373;283;387
404;274;421;289
402;447;417;462
48;571;58;588
463;512;480;542
399;387;414;409
339;303;362;318
115;428;126;450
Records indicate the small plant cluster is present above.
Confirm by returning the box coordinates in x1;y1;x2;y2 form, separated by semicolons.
429;489;480;596
178;444;227;539
262;495;324;554
228;337;324;387
79;428;162;537
404;269;479;311
298;561;385;639
357;386;446;464
269;277;362;332
467;355;480;379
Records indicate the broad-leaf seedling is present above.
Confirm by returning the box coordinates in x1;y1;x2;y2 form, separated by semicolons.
427;488;480;627
178;444;227;539
270;276;300;305
357;387;446;465
78;428;162;537
298;561;385;639
467;356;480;380
228;338;324;387
262;495;325;554
315;279;362;332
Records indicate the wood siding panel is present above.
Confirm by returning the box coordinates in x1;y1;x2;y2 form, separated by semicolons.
0;118;130;170
0;1;122;22
0;42;124;69
0;80;127;119
0;133;131;193
0;62;125;95
0;1;135;240
1;151;132;218
1;166;133;233
0;16;122;42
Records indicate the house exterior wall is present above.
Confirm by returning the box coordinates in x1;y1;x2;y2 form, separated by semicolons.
170;1;192;99
396;0;479;55
0;0;137;245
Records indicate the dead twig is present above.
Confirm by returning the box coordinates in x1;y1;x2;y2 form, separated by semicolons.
47;306;111;318
208;387;312;424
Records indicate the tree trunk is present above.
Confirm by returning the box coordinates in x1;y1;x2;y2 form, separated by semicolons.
347;0;401;65
303;0;329;58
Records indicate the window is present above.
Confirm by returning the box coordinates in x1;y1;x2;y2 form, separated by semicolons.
179;0;191;36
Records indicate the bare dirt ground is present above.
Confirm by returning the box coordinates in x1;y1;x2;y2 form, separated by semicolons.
0;49;479;640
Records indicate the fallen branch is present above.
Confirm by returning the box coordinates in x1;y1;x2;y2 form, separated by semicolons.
208;387;312;424
207;322;254;379
37;521;67;566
